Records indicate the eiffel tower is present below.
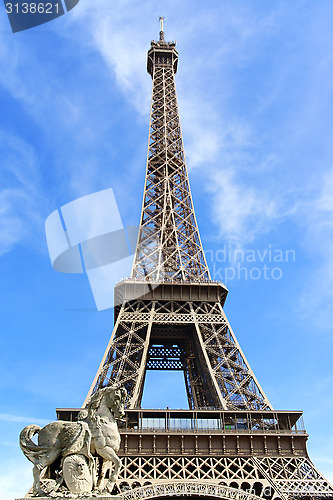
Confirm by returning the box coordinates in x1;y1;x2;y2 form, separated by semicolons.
58;19;333;500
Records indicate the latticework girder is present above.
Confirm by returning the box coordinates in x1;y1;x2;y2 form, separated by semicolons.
86;296;271;411
131;41;210;282
117;455;333;499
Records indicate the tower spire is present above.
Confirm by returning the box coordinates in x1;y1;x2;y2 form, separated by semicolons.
159;16;165;41
132;24;210;282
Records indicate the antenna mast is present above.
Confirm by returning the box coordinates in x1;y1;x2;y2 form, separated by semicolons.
159;16;165;41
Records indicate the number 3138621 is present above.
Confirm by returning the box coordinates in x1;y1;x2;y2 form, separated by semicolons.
5;3;60;14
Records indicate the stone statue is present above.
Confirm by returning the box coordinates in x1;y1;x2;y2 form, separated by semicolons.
19;386;127;496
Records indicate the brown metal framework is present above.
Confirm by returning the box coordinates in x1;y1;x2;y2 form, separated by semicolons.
84;30;271;414
75;22;333;500
57;407;333;499
131;37;209;282
85;282;271;411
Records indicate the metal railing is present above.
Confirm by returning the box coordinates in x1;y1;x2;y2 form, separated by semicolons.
122;426;306;435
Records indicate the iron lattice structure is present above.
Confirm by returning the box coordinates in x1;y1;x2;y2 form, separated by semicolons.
85;28;271;414
86;290;271;411
130;36;209;282
58;22;333;500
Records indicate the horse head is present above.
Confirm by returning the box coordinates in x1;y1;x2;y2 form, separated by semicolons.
105;386;127;419
85;386;127;420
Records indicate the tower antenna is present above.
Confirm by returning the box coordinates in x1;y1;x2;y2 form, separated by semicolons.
159;16;165;41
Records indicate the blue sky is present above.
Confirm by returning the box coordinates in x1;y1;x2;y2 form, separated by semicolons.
1;1;333;497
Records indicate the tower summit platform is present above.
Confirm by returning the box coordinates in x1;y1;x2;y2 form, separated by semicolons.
147;18;178;77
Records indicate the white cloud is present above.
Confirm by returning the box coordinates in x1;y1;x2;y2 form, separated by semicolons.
315;169;333;214
0;413;49;425
68;0;153;115
0;131;42;256
303;170;333;256
0;1;284;234
65;0;280;168
179;97;222;170
206;168;278;244
296;168;333;325
54;2;293;253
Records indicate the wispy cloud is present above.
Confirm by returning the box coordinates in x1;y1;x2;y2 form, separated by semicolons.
0;413;49;425
68;0;153;115
0;130;42;256
0;1;284;257
295;168;333;326
0;14;122;202
66;0;280;166
206;168;278;244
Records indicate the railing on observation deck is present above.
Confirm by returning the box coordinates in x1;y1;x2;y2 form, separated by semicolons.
121;410;306;435
116;277;226;286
